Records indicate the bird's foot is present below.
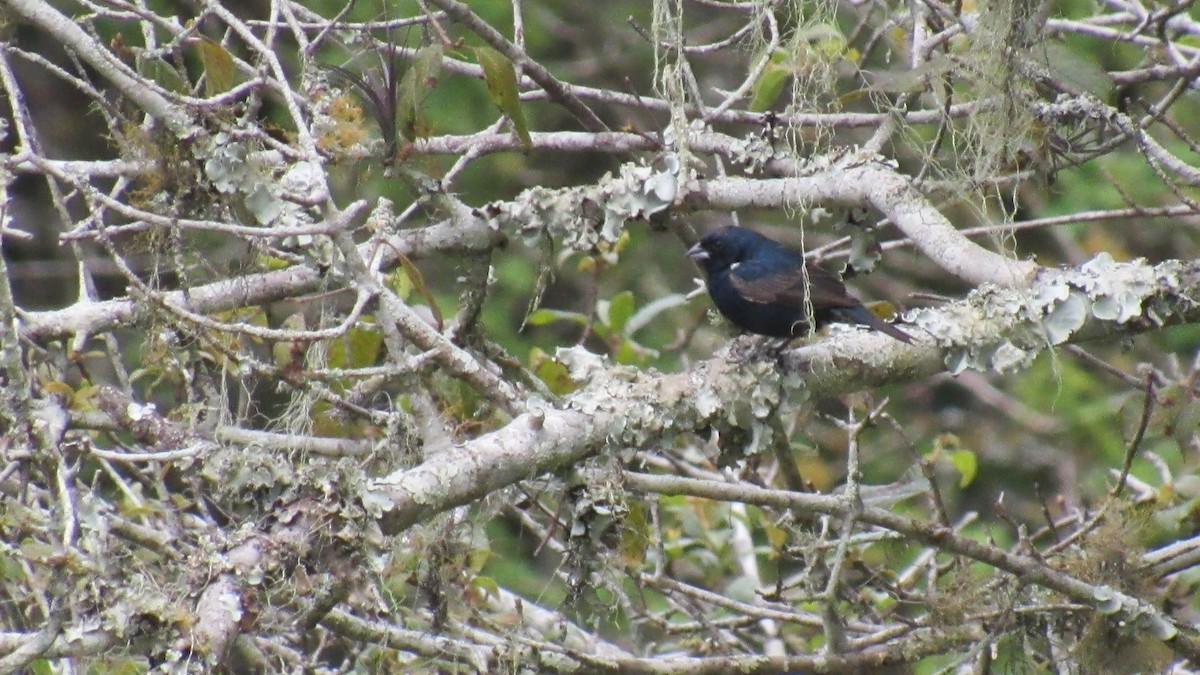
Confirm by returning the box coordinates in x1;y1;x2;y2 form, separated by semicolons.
766;336;797;367
727;336;793;365
726;336;760;364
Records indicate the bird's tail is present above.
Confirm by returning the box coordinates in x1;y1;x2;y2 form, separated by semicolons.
833;305;914;344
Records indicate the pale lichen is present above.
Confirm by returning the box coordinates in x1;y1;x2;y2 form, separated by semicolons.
913;254;1185;375
484;154;684;256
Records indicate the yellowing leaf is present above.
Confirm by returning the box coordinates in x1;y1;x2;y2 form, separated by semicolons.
258;254;292;271
620;501;650;566
40;381;75;399
192;37;237;96
393;250;443;331
863;300;900;320
928;432;962;461
763;521;789;551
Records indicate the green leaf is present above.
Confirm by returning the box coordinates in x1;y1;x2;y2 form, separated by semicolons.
530;347;578;395
142;58;188;94
605;291;636;334
927;434;977;488
524;308;587;327
0;552;23;581
271;313;307;370
410;43;444;90
1041;43;1114;99
800;23;849;59
614;339;643;366
797;23;843;42
538;360;576;395
472;575;500;600
749;50;791;112
868;53;956;94
1173;399;1200;452
191;37;237;96
328;325;383;370
467;546;492;574
762;520;789;551
387;267;413;299
524;308;559;326
19;539;56;560
949;449;978;488
258;254;292;271
397;44;443;140
473;46;532;151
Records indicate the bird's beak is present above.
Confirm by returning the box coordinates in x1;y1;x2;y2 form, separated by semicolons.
686;242;709;262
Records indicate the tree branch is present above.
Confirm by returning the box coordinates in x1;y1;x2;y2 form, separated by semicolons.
366;257;1200;534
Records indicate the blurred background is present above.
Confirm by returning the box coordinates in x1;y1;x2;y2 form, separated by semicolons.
4;0;1200;669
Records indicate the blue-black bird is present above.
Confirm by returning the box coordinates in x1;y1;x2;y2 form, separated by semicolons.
687;226;913;343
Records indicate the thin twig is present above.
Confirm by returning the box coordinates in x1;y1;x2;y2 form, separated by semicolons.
1112;372;1156;499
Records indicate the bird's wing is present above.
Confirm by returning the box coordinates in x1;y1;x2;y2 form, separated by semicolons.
729;264;857;309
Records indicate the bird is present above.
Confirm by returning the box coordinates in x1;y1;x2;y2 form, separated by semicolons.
686;226;913;343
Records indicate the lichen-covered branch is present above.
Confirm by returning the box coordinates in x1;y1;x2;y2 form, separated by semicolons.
366;257;1200;534
4;0;1200;671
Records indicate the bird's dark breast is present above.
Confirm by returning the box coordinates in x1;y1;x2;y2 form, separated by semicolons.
708;271;811;338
